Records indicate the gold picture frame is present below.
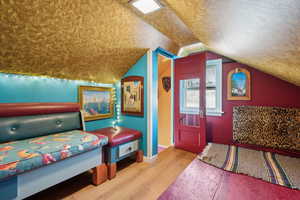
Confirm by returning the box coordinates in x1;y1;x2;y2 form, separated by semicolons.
78;86;114;121
227;68;251;100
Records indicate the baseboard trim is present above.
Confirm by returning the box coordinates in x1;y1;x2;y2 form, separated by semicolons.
158;145;169;148
143;155;157;163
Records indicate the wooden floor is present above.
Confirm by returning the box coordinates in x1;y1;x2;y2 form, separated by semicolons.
159;157;300;200
26;147;196;200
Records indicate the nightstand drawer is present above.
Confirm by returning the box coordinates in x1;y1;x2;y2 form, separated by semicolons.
119;140;138;158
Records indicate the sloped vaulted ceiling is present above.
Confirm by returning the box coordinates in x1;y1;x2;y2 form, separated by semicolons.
0;0;178;83
117;0;199;47
1;0;300;86
164;0;300;86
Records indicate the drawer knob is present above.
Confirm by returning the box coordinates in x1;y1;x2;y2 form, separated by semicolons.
128;147;132;151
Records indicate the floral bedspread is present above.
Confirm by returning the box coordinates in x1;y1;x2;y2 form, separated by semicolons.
0;130;108;180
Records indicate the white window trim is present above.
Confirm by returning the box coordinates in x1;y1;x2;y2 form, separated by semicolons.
206;59;224;116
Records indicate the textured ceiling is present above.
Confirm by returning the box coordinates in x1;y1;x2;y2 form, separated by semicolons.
118;0;199;46
164;0;300;86
1;0;300;86
0;0;178;83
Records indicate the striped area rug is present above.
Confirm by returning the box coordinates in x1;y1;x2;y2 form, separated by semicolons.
198;143;300;190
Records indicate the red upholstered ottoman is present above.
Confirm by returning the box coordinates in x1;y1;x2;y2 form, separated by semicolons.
90;126;143;179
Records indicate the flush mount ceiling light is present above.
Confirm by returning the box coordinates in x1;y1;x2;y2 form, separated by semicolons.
131;0;162;14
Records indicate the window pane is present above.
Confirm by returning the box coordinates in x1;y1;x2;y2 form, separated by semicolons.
180;78;200;114
180;78;200;127
206;89;216;109
206;59;222;114
206;65;216;87
185;89;199;108
206;64;217;110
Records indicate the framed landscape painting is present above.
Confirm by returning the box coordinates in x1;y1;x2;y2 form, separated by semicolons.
79;86;114;121
227;68;251;100
121;76;144;116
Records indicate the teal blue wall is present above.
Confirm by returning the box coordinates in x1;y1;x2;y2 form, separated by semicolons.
0;73;115;131
0;48;174;157
118;53;148;156
117;49;174;157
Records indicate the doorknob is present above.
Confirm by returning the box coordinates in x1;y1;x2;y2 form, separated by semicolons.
179;116;185;122
199;110;204;118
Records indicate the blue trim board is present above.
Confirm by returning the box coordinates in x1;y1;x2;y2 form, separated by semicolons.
155;47;178;59
152;51;158;156
0;73;115;131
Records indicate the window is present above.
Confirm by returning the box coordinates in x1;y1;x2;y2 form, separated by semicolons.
131;0;162;14
178;59;223;116
180;78;200;114
206;59;223;116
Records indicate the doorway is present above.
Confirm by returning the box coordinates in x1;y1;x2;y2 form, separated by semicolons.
157;54;172;154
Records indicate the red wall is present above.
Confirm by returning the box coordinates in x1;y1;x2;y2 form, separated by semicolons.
203;52;300;144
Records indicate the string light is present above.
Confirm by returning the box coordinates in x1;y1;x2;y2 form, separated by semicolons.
2;72;119;126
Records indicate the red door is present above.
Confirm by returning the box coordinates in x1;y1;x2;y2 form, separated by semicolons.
174;53;207;153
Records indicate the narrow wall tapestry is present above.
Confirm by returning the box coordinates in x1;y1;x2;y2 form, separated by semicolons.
121;76;144;116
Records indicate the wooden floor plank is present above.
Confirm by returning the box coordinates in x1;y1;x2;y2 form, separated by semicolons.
26;147;195;200
158;158;300;200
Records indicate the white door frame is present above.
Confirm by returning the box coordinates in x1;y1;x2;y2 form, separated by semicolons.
146;50;174;160
170;58;175;146
146;50;153;159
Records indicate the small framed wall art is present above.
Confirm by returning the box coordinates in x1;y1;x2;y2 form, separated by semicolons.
78;86;114;121
121;76;144;116
162;76;171;92
227;68;251;100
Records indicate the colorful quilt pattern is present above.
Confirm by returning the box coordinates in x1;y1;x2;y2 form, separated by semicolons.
0;130;108;180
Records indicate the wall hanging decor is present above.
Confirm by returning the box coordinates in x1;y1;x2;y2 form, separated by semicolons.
227;68;251;100
162;76;171;92
121;76;144;116
233;106;300;151
78;86;114;121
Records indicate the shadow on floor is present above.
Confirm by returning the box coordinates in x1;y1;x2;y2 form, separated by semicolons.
26;157;137;200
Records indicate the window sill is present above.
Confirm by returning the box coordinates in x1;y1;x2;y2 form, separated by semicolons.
206;111;224;117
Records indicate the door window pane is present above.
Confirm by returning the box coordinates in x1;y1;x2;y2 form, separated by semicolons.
179;78;200;127
180;78;200;114
185;89;199;108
